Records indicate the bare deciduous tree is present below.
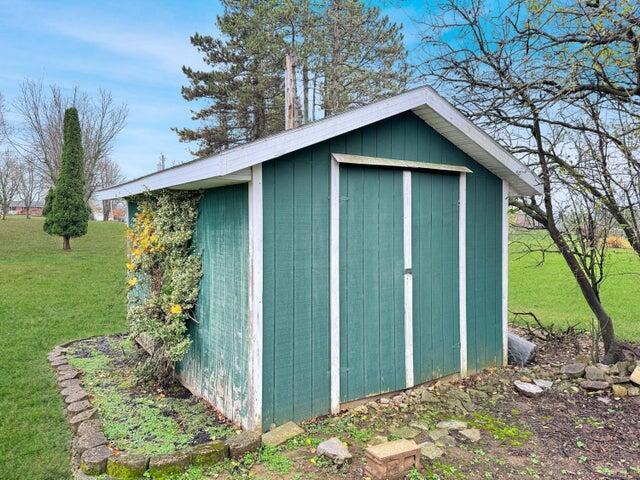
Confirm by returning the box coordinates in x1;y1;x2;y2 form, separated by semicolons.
17;160;42;219
3;80;127;199
0;151;20;220
417;0;636;361
96;158;124;221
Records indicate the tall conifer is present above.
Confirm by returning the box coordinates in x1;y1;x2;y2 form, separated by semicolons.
43;107;89;250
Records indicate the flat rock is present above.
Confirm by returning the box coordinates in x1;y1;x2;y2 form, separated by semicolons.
317;437;352;464
390;426;419;439
369;435;388;446
410;421;430;431
56;364;77;374
77;419;102;438
50;357;68;366
428;429;450;441
148;451;191;479
68;400;92;414
262;421;304;447
76;431;107;454
560;363;586;378
57;370;79;381
435;435;456;447
65;390;88;404
585;365;607;381
580;380;610;391
514;380;544;398
606;376;630;384
59;378;82;389
225;430;261;458
419;441;443;460
628;386;640;397
533;379;553;390
106;453;150;479
61;385;84;397
80;445;111;475
459;428;481;443
436;420;467;430
69;409;97;432
630;366;640;386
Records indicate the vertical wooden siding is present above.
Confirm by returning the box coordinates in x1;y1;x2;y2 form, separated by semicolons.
179;185;249;425
339;165;405;402
412;171;460;384
262;110;503;428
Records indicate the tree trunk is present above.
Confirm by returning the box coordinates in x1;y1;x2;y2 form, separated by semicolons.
102;200;111;221
63;236;71;250
25;206;31;219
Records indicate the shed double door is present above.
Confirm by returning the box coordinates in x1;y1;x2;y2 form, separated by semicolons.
339;164;459;403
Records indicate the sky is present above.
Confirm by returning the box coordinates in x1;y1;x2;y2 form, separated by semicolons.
0;0;425;181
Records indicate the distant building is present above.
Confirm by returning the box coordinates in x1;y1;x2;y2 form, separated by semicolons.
89;199;127;222
8;200;44;217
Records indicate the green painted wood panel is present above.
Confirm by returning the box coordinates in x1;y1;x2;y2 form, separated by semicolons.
179;185;249;425
412;171;460;384
339;164;405;402
262;146;331;430
126;201;138;227
261;110;504;428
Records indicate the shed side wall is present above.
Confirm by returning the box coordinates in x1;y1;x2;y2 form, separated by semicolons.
179;184;249;426
262;111;502;429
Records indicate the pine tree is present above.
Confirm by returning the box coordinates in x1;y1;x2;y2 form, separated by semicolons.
177;0;409;156
43;108;89;250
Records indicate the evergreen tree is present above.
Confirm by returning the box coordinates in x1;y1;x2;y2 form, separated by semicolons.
43;108;89;250
177;0;409;156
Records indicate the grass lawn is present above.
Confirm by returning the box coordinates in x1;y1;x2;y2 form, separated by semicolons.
0;216;126;480
509;232;640;342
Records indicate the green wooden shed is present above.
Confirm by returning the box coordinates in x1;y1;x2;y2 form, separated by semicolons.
99;87;541;432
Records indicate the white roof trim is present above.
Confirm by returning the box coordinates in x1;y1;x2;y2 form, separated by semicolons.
96;86;541;200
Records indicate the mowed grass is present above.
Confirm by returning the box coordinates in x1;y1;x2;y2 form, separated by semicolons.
0;217;127;480
509;231;640;342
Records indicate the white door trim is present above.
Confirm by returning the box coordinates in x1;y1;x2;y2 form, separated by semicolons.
403;171;414;388
502;180;509;366
459;173;468;377
247;164;263;430
330;157;341;414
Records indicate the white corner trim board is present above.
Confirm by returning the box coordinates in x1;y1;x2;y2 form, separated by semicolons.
247;164;263;430
330;157;341;414
403;171;414;388
502;180;509;366
459;173;468;377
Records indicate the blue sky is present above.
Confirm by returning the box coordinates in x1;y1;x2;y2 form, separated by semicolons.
0;0;424;180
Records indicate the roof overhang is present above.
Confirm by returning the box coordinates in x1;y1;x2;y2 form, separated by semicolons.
96;86;542;200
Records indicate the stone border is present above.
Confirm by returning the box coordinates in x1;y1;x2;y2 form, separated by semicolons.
48;341;262;479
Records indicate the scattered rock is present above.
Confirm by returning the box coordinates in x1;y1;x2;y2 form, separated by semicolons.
317;437;352;464
61;385;83;397
106;453;150;479
192;440;228;465
80;445;111;475
612;384;628;397
261;421;304;447
419;441;443;460
436;420;467;430
585;365;607;381
428;429;450;442
410;421;430;431
50;357;68;366
225;431;261;458
628;386;640;397
533;379;553;390
65;390;88;404
69;409;97;432
560;363;586;379
379;397;391;405
76;431;107;454
77;419;102;438
615;361;631;376
606;376;630;384
434;435;456;447
514;381;544;398
579;380;610;391
630;366;640;386
389;426;419;439
147;452;191;479
67;400;92;414
369;435;388;446
57;370;79;381
459;428;481;443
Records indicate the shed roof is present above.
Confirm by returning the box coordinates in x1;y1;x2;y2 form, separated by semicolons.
96;86;542;200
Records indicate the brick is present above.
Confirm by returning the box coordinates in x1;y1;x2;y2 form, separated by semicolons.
365;439;420;480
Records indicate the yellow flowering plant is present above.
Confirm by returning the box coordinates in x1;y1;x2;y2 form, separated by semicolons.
125;190;202;384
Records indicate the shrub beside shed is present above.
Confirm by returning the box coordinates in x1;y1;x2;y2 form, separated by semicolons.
101;87;541;432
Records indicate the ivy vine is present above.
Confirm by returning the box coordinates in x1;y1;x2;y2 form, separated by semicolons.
126;190;202;384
